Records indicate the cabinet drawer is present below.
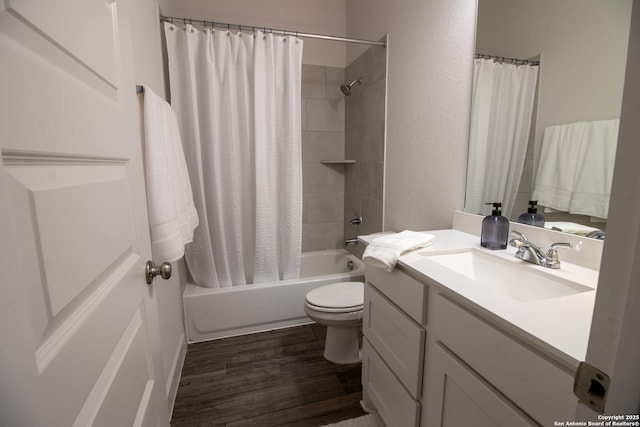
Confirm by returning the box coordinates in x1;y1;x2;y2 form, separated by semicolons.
433;294;577;426
363;284;425;398
365;266;428;324
362;339;420;427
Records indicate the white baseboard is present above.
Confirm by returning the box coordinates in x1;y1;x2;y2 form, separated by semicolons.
166;331;186;418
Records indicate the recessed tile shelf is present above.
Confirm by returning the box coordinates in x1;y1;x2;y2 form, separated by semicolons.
320;160;356;164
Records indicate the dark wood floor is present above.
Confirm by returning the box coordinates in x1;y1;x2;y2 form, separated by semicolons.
171;324;366;426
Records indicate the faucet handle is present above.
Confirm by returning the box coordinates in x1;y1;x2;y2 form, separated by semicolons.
510;230;527;241
509;230;526;248
350;214;363;226
544;242;571;269
344;238;359;246
509;238;525;248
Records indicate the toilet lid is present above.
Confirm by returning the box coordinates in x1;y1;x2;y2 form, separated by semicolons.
306;281;364;309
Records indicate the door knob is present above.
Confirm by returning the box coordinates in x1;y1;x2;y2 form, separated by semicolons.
145;261;172;285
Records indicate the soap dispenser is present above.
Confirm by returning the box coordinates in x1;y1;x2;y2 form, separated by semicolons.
517;200;545;227
481;202;509;250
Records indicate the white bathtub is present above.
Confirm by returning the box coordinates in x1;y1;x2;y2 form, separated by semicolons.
183;249;365;343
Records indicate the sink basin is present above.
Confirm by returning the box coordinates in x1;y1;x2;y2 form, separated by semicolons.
422;249;593;303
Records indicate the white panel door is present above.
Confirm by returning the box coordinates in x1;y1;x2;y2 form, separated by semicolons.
579;0;640;417
0;1;170;426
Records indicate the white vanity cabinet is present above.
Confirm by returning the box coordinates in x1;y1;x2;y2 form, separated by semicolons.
362;266;427;427
425;341;536;427
362;265;579;427
424;293;578;426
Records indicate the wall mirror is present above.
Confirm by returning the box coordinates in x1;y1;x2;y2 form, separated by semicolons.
465;0;633;239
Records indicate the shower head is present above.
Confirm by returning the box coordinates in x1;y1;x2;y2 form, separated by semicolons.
340;78;362;96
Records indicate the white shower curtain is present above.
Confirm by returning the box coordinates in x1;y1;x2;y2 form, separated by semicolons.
465;58;539;218
164;23;303;288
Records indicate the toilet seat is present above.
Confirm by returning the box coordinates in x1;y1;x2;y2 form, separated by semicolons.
305;281;364;313
304;281;364;364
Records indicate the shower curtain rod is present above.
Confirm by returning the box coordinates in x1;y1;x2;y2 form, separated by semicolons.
476;53;539;66
160;15;386;47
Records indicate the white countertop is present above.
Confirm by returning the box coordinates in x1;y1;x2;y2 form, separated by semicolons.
361;229;599;370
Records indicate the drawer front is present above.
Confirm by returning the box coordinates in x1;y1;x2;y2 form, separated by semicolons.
362;339;420;427
365;266;428;324
364;284;425;398
433;294;577;426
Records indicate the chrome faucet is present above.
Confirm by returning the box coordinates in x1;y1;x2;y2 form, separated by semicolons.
508;231;571;269
344;238;359;246
350;213;363;227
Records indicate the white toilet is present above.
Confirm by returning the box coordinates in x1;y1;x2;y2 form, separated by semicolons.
304;281;364;364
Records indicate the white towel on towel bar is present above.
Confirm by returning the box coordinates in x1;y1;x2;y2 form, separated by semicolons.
142;85;199;262
363;230;435;271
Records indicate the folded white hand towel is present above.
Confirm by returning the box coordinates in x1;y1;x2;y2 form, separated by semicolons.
143;85;199;262
363;230;435;271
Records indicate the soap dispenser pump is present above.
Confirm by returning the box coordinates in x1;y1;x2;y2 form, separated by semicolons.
517;200;545;227
481;202;509;250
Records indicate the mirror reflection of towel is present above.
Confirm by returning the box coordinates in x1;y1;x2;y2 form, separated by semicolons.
544;221;600;236
532;119;618;219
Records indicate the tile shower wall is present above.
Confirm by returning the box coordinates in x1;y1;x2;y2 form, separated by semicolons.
344;45;386;256
302;65;346;252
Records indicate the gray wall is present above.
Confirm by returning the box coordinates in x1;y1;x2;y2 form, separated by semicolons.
344;44;387;252
347;0;475;231
301;65;347;252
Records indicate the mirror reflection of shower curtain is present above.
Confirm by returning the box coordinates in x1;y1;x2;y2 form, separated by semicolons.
164;23;303;288
465;58;539;218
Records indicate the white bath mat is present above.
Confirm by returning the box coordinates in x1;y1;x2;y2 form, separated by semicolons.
320;413;385;427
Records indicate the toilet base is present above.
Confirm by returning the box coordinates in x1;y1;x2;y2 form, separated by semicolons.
323;325;362;365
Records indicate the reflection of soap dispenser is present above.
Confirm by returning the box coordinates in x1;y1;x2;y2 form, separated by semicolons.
517;200;545;227
481;202;509;250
